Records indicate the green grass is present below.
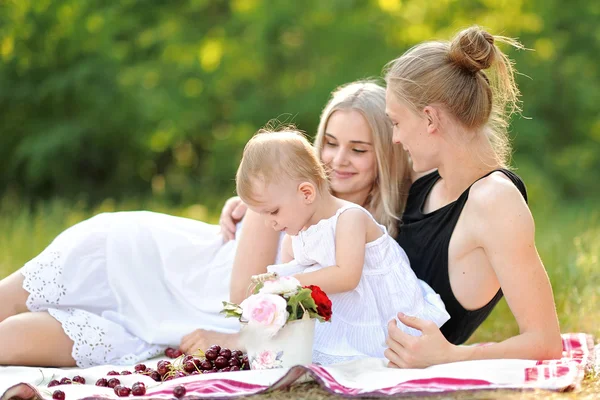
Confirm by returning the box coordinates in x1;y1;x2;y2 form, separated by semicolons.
0;196;598;398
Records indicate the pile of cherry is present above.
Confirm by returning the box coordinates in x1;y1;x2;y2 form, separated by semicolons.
47;345;250;398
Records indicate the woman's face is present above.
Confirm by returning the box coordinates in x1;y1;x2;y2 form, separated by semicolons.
320;109;378;204
385;88;433;173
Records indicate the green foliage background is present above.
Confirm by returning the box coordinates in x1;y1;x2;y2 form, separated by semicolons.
0;0;598;207
1;1;600;374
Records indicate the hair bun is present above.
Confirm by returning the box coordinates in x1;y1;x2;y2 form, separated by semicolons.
449;26;496;73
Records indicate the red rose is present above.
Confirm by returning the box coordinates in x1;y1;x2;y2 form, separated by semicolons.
304;285;332;321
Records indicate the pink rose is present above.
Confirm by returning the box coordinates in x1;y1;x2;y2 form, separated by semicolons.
240;293;289;337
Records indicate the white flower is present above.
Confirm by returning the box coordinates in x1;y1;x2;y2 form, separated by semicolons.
259;276;301;297
240;293;289;337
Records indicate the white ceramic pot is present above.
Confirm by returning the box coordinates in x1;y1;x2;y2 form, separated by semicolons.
242;317;316;370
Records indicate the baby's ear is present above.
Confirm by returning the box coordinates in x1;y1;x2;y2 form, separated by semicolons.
298;182;316;204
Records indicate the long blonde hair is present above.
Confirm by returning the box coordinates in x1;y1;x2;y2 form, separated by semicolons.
314;80;411;237
236;129;328;205
384;26;523;167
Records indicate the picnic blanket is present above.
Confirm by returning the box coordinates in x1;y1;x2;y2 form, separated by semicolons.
0;333;595;399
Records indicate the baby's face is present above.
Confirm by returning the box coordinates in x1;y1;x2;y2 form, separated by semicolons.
248;181;311;236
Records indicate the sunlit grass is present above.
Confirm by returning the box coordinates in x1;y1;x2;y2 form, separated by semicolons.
0;197;218;275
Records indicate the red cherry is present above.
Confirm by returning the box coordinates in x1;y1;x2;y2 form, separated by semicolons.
165;347;176;358
208;345;221;353
72;376;85;384
219;348;231;359
171;349;183;358
52;390;65;400
200;360;212;371
120;370;132;375
214;356;228;369
231;350;244;359
173;385;186;398
230;365;240;371
204;349;218;361
131;382;146;396
134;364;146;372
95;378;108;387
183;361;197;373
107;378;121;388
115;385;131;397
157;360;171;376
107;370;120;376
48;380;60;387
149;370;161;381
59;377;71;385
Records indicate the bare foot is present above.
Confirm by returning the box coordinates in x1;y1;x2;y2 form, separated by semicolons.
179;329;241;355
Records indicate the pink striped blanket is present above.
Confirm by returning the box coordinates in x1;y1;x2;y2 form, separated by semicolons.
0;333;596;399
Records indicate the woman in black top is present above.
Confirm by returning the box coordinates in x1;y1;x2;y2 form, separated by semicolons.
382;26;561;367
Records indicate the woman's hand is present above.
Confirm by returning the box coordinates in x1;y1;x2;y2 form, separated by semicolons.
219;196;248;242
384;313;461;369
179;329;241;355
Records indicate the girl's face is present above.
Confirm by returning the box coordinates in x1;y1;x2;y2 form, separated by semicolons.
385;89;434;173
247;180;314;236
320;109;378;204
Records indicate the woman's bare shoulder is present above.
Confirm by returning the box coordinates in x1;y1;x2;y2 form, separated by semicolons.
466;171;534;246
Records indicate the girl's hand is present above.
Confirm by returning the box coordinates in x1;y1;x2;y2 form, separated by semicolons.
219;196;248;242
179;329;241;355
384;313;461;369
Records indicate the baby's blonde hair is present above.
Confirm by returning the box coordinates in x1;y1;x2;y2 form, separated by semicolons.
236;129;328;205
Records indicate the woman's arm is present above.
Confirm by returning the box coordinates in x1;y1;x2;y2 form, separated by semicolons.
229;209;280;304
293;209;366;294
385;178;562;368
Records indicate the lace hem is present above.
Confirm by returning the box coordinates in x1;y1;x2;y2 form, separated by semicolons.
21;251;66;312
48;308;164;368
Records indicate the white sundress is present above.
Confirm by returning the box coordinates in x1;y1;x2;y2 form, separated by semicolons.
20;211;281;368
268;204;450;365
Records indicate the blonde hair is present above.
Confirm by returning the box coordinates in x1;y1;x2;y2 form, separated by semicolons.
236;129;328;205
314;80;410;237
384;26;523;168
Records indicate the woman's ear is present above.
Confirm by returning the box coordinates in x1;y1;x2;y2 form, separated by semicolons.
423;106;440;135
298;182;316;204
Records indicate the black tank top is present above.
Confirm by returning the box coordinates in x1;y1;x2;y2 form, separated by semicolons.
396;169;527;345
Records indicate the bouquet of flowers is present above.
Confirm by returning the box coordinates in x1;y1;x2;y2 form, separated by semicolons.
221;274;332;369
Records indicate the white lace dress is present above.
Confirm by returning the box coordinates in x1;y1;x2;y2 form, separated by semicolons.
21;211;280;368
268;204;450;365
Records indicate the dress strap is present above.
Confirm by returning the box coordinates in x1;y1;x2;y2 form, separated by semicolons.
335;204;387;234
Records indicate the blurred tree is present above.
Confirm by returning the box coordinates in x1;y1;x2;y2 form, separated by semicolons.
0;0;597;205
